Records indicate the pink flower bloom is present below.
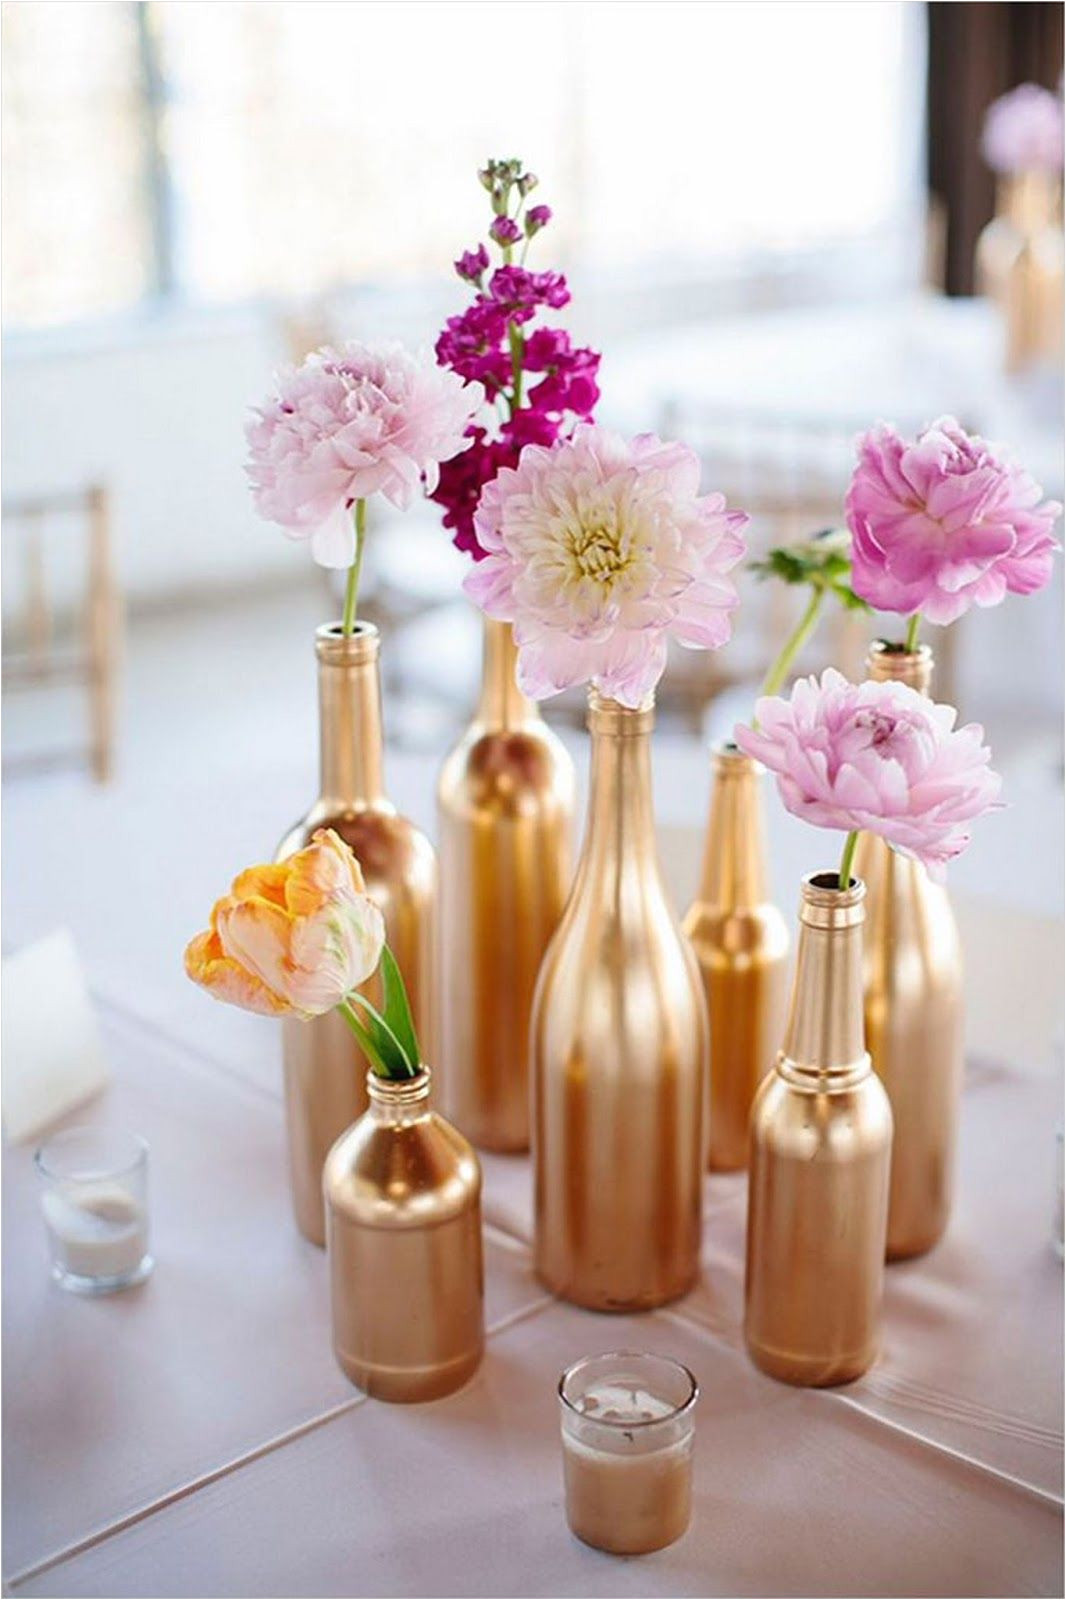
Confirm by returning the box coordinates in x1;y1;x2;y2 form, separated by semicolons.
455;244;489;284
489;216;522;247
464;424;748;707
845;416;1060;625
246;342;484;568
735;669;1002;882
982;83;1064;174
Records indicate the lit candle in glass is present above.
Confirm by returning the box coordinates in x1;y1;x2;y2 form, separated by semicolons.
558;1351;698;1555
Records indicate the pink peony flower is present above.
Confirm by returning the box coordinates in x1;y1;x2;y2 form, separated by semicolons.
982;83;1064;174
735;669;1002;882
245;341;484;568
464;424;748;707
845;416;1060;625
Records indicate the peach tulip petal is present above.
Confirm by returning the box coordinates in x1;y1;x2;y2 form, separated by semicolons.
183;929;292;1017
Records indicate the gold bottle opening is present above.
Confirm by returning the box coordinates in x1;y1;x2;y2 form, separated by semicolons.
865;640;933;694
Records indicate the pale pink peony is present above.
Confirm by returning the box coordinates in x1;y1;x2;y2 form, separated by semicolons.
463;424;748;708
246;342;484;567
846;416;1060;626
981;83;1064;175
735;669;1002;882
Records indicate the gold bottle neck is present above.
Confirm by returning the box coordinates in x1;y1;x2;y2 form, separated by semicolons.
577;689;660;876
316;622;385;807
865;640;934;697
476;617;538;728
778;873;868;1087
366;1069;431;1125
696;742;767;910
999;172;1061;231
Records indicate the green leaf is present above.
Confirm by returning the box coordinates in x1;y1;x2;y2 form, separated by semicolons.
337;1000;393;1078
348;993;412;1078
379;945;421;1073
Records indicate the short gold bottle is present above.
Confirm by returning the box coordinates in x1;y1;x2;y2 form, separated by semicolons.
745;873;893;1387
683;743;790;1171
437;618;575;1152
277;623;438;1246
324;1069;484;1402
856;641;963;1261
976;172;1065;374
532;691;707;1312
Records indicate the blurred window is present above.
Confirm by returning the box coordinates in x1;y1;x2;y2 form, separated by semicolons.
2;1;923;328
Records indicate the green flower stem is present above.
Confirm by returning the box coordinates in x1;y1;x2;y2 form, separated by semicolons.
336;995;417;1081
759;586;825;700
838;829;860;891
341;499;367;637
904;612;922;652
508;322;524;413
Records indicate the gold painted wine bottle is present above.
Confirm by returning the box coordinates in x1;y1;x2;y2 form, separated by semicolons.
976;172;1065;375
437;618;574;1151
324;1069;484;1402
532;690;707;1312
276;622;437;1246
856;641;963;1261
746;872;892;1386
683;742;789;1171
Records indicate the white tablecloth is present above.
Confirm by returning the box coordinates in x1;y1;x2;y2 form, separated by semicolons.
3;790;1062;1597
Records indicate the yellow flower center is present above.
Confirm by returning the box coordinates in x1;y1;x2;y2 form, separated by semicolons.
564;513;634;592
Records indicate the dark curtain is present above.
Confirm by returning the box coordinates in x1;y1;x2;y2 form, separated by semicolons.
927;2;1064;295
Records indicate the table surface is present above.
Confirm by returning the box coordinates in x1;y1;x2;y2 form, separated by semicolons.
2;743;1063;1598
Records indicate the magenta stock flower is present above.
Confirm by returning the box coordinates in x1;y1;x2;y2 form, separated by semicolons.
246;341;483;567
464;425;748;707
455;244;489;284
736;670;1002;882
982;83;1064;174
525;203;552;235
845;416;1060;625
489;216;522;247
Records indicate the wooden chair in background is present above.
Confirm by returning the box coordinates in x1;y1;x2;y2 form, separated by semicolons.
2;485;122;781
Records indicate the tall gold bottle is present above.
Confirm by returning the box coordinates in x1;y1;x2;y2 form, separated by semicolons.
277;623;437;1246
745;873;892;1387
531;690;707;1312
324;1069;484;1402
856;641;963;1261
683;744;790;1171
976;172;1064;374
437;619;574;1151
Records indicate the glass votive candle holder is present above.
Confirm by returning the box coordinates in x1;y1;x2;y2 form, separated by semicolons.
558;1351;698;1555
35;1127;153;1294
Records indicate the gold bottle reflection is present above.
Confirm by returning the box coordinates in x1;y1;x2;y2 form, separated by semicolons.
324;1069;484;1402
746;873;892;1386
683;744;790;1171
437;619;574;1151
856;641;963;1261
277;623;437;1246
532;690;707;1312
976;172;1064;374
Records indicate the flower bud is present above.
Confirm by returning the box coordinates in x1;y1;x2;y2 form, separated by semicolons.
525;204;552;237
489;215;522;247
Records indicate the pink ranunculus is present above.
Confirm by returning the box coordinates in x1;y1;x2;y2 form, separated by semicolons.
735;669;1002;882
845;416;1061;625
982;83;1064;175
245;341;484;568
463;424;748;708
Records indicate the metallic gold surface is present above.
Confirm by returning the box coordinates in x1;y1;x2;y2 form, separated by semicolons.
858;642;964;1261
532;691;707;1312
437;619;574;1152
976;174;1064;374
745;874;893;1387
324;1070;484;1402
683;744;790;1171
277;623;438;1246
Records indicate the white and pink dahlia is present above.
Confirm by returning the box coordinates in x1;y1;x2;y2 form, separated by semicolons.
463;425;748;708
246;341;483;568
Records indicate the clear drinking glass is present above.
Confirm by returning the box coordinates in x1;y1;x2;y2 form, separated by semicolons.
35;1127;153;1294
558;1351;698;1555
